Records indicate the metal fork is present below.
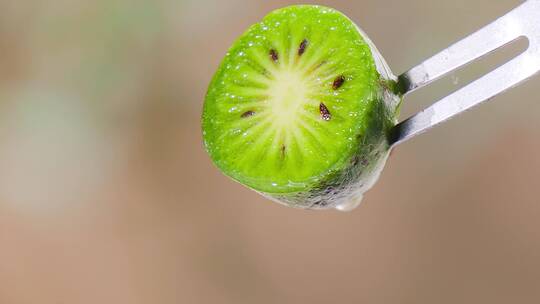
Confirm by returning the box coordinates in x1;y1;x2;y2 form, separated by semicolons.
389;0;540;146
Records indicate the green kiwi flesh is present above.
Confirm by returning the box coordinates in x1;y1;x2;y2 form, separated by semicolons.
202;5;401;210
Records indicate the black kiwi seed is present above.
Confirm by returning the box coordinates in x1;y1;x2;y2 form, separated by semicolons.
319;103;331;121
298;39;308;56
280;145;286;158
332;75;345;90
269;49;279;62
241;110;255;118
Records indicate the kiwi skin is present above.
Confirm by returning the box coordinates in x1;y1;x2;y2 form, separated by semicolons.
203;5;402;210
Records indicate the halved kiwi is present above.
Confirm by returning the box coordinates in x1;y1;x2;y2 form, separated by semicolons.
202;5;402;210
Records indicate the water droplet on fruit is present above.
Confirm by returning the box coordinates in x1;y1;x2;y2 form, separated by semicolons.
335;195;363;212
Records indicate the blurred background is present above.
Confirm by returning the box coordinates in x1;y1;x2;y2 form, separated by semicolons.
1;0;539;303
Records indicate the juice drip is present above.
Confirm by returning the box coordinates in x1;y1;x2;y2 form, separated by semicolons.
334;194;363;212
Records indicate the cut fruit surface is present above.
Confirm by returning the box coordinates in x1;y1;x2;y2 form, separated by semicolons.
203;5;400;209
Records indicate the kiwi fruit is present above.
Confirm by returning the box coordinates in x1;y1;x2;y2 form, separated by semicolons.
202;5;402;211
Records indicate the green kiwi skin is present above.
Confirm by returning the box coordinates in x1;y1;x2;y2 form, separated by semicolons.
202;5;402;210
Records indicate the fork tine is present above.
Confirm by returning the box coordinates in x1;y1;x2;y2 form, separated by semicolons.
390;50;540;146
390;0;540;146
398;4;526;95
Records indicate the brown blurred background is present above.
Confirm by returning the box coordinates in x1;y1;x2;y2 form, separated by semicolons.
1;0;539;303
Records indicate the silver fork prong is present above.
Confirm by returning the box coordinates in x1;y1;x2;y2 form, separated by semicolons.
398;4;526;94
390;51;540;146
390;0;540;146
